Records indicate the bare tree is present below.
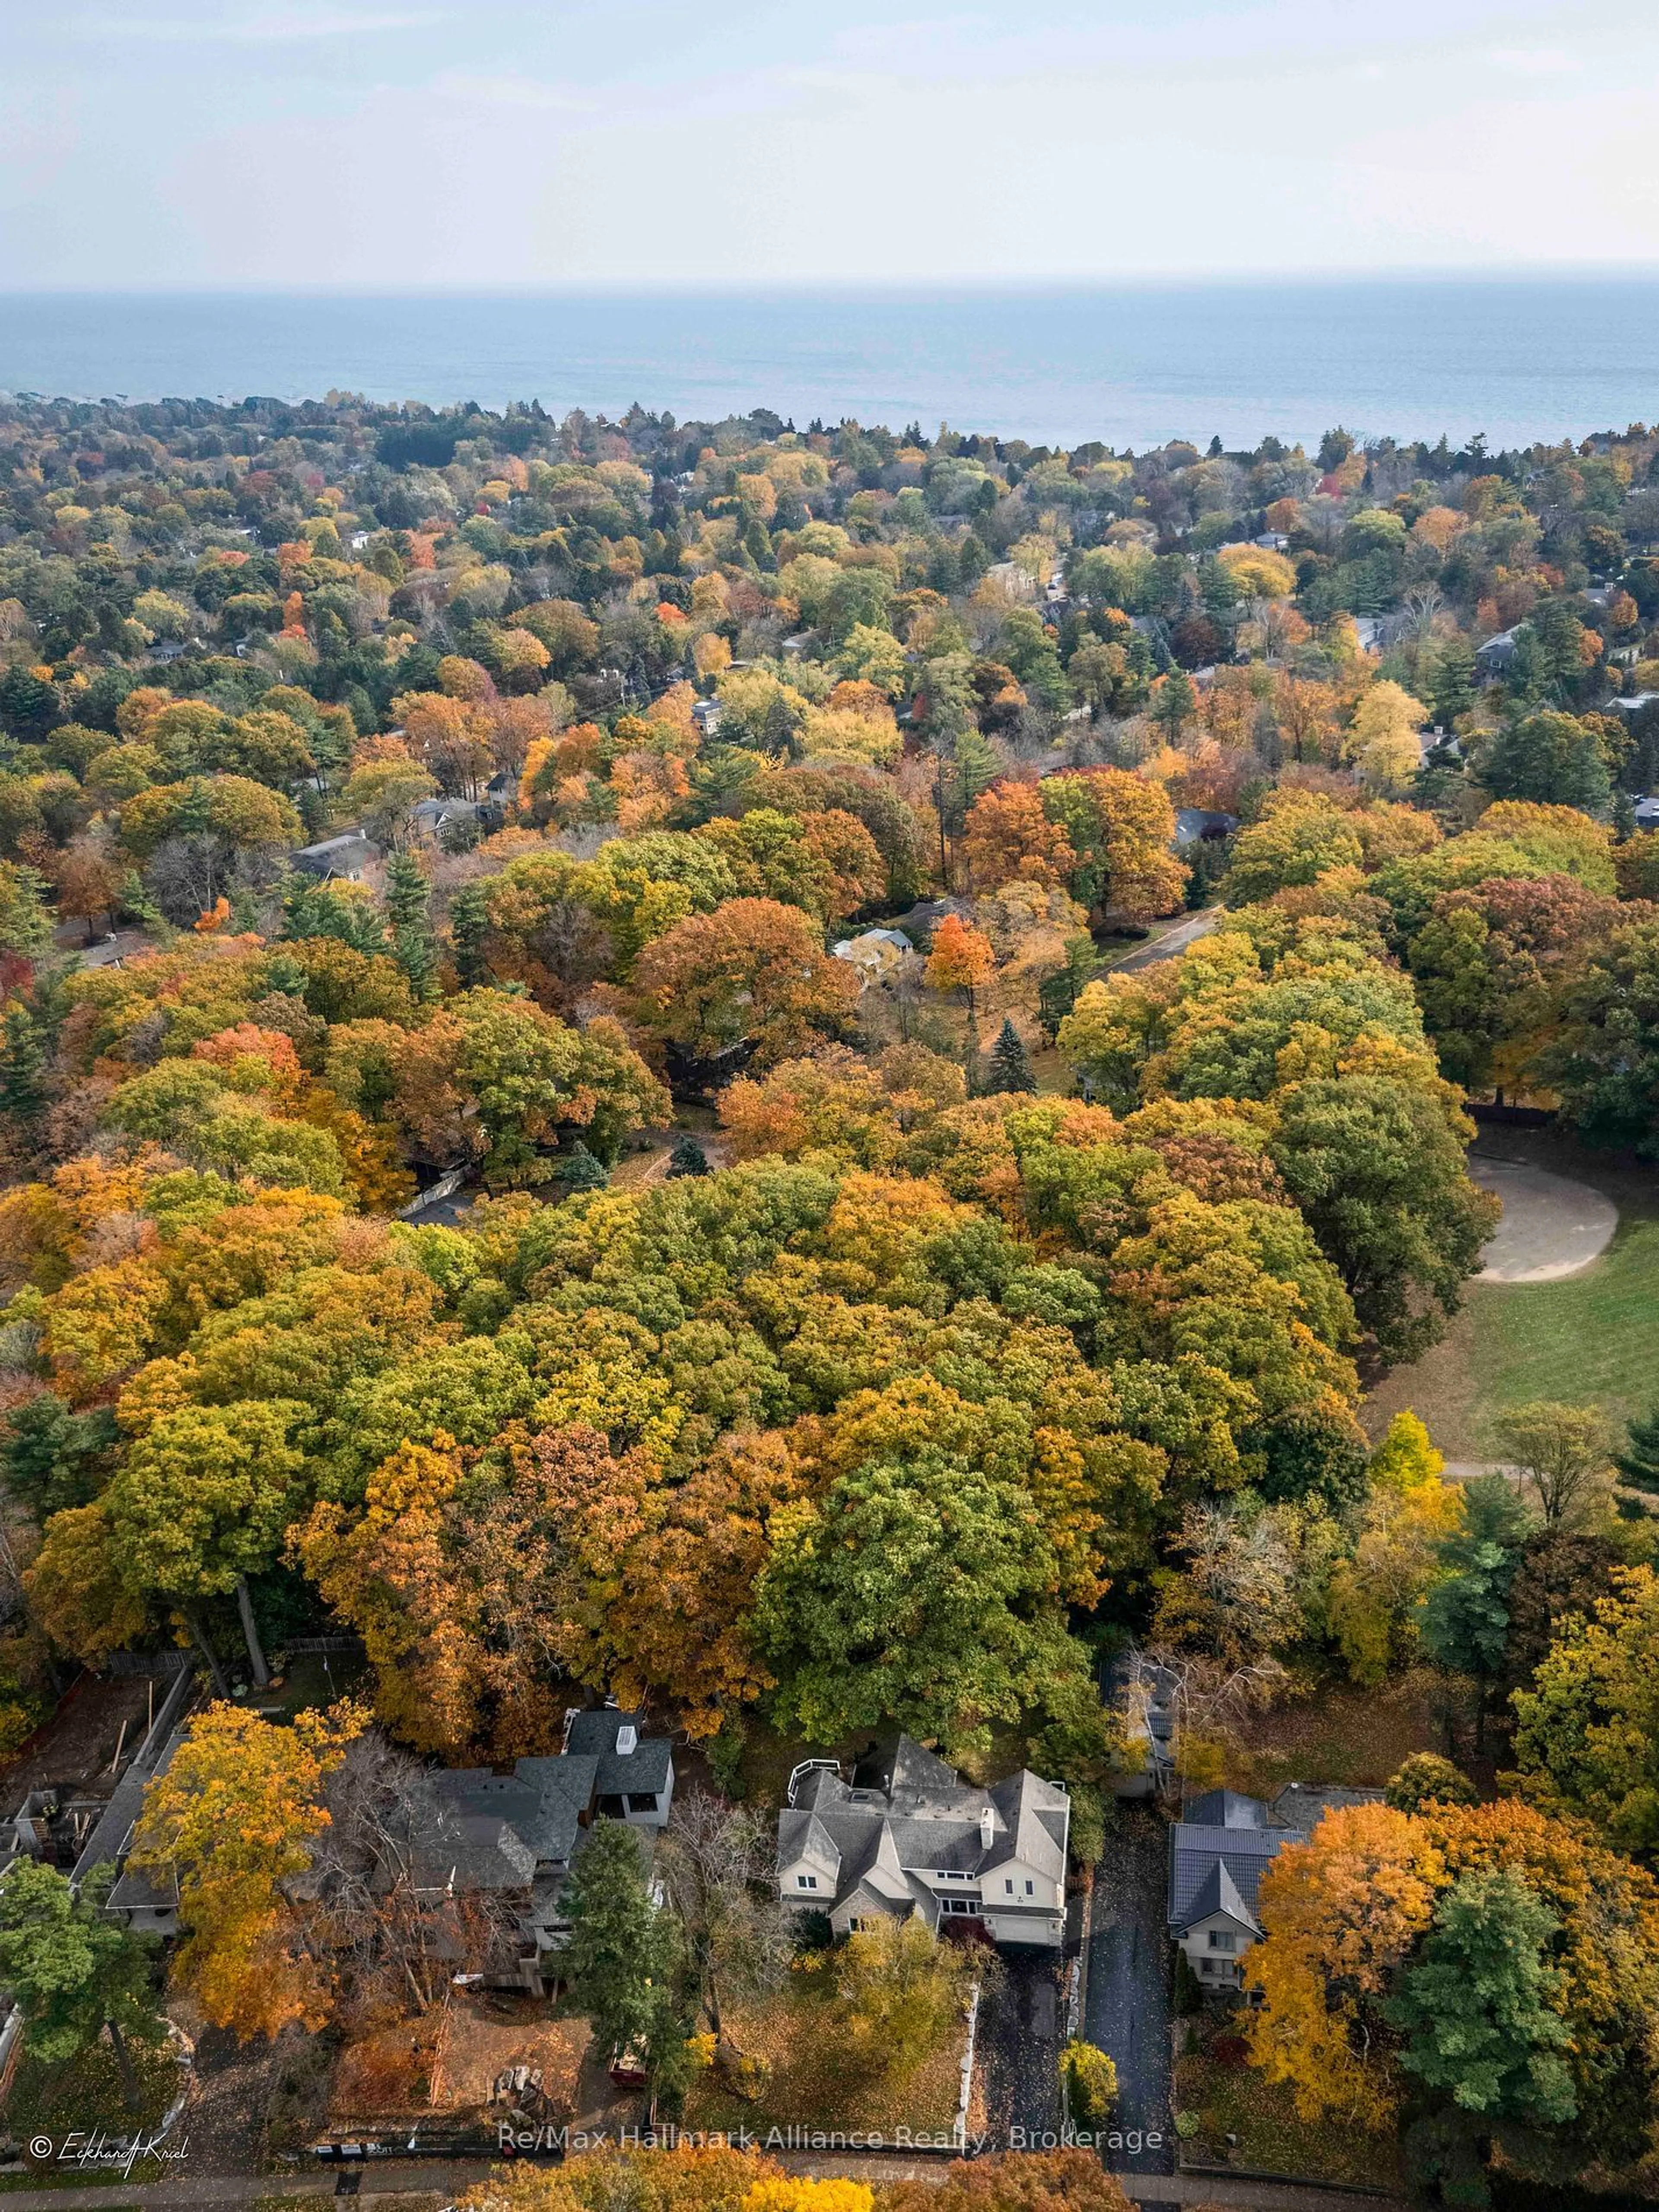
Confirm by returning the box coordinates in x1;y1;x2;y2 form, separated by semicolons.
654;1787;789;2056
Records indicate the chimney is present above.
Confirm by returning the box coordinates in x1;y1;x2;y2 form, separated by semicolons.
617;1724;638;1756
979;1808;995;1852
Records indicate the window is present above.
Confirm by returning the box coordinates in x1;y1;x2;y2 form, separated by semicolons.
938;1869;967;1881
626;1792;658;1813
797;1874;818;1891
1005;1880;1015;1895
1208;1930;1236;1952
1024;1880;1035;1896
1199;1958;1215;1976
940;1897;982;1916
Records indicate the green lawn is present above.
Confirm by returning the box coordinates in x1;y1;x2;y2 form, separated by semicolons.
1365;1166;1659;1462
1469;1218;1659;1440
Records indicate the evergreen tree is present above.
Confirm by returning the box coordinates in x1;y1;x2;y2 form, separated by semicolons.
1615;1403;1659;1495
1419;1473;1535;1749
554;1142;610;1193
448;881;490;989
0;1002;51;1147
1386;1867;1575;2131
559;1819;686;2081
284;877;387;956
1151;668;1197;741
384;851;439;1001
0;1395;119;1518
666;1136;710;1179
1426;634;1477;729
986;1018;1037;1095
0;1861;163;2108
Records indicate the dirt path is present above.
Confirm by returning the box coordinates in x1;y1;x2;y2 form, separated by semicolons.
1468;1159;1617;1282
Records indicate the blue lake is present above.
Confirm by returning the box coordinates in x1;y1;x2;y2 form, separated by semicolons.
2;278;1657;450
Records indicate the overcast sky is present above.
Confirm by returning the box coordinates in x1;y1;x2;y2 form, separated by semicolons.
3;0;1658;289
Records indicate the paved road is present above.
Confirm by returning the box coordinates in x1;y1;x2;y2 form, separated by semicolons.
1109;911;1220;974
1469;1157;1618;1281
978;1948;1064;2146
1083;1808;1175;2179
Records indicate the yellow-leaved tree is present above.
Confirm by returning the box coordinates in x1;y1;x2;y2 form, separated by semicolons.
1246;1802;1444;2127
129;1700;364;2038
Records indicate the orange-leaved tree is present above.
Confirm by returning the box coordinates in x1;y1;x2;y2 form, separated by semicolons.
129;1700;364;2038
616;897;858;1070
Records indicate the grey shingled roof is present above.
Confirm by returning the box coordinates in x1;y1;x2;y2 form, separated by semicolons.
1182;1789;1270;1829
1270;1783;1385;1836
563;1710;674;1796
1168;1789;1287;1933
777;1736;1068;1923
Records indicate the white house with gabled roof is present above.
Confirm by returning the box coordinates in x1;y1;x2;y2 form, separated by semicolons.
776;1736;1069;1949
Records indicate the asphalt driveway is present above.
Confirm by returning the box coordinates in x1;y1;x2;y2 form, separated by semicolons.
977;1946;1064;2147
1084;1806;1175;2177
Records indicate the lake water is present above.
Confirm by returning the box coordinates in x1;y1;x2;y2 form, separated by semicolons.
3;279;1658;451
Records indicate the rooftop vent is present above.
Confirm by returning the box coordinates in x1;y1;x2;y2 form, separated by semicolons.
616;1725;638;1756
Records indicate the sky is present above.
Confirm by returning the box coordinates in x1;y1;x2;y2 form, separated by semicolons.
3;0;1659;289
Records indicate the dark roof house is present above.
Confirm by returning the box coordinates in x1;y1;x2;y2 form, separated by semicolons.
777;1734;1069;1949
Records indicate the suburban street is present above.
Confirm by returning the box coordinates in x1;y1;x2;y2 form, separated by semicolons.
1083;1808;1175;2179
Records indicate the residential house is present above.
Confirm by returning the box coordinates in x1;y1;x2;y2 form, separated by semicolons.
1475;626;1522;680
775;1736;1069;1948
832;927;921;992
1168;1784;1383;1991
290;830;379;883
372;1710;674;1994
1173;807;1238;851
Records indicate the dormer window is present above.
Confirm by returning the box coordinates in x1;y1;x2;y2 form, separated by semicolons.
797;1873;819;1890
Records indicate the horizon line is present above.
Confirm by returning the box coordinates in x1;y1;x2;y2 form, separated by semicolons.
7;264;1659;301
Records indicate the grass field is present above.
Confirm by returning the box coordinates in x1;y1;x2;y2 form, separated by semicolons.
1364;1139;1659;1461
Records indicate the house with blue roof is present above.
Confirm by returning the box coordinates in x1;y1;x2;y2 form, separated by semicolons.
1168;1783;1382;1990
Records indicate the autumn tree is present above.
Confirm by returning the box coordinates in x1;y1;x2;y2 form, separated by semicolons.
961;782;1076;891
655;1788;789;2054
1492;1401;1615;1529
833;1915;970;2080
1510;1564;1659;1853
1347;680;1427;793
618;898;858;1071
1038;768;1184;920
1247;1802;1443;2127
129;1701;362;2038
104;1399;307;1688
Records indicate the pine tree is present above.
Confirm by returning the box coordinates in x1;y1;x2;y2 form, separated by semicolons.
447;881;490;989
554;1142;610;1193
384;851;439;1001
559;1818;684;2073
1616;1404;1659;1495
986;1018;1037;1095
1151;668;1198;741
0;1002;50;1147
0;1860;163;2108
667;1135;710;1179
